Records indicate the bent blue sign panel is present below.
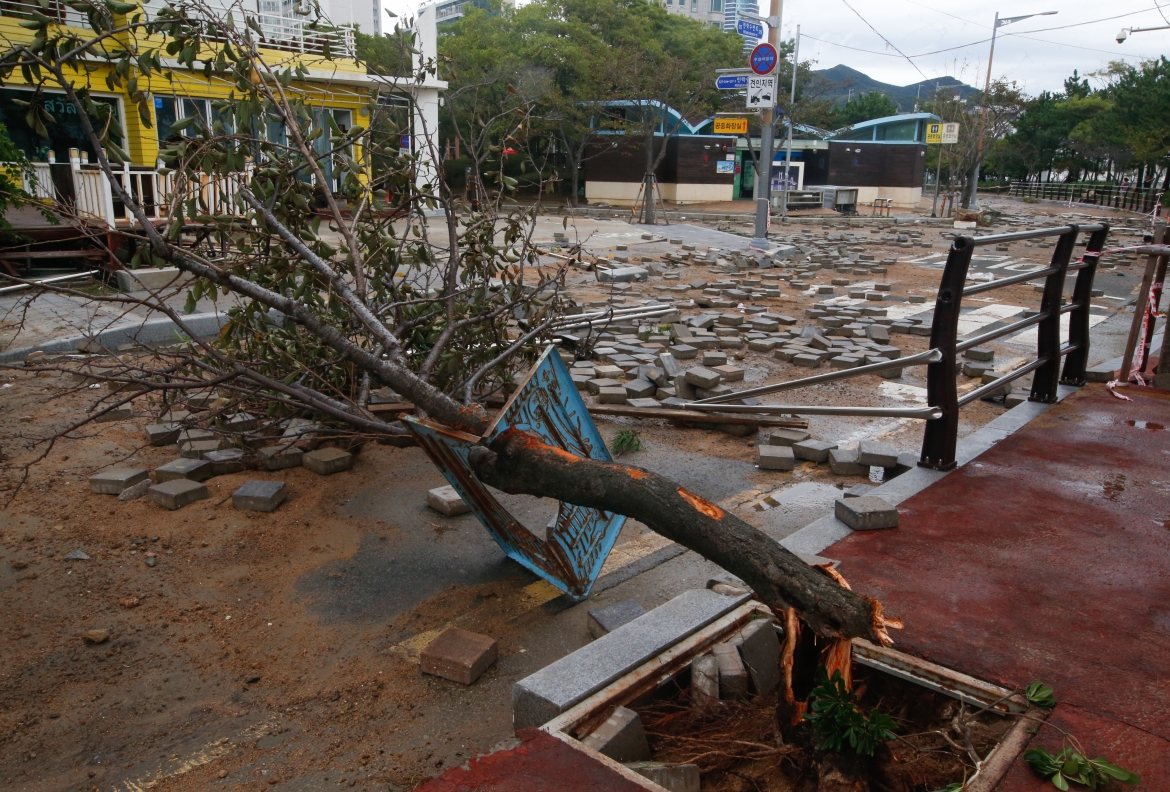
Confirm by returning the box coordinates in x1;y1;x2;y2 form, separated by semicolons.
402;346;626;598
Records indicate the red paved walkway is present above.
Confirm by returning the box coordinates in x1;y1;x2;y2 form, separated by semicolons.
830;384;1170;788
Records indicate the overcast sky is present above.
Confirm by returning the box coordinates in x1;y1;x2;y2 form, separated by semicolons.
382;0;1169;95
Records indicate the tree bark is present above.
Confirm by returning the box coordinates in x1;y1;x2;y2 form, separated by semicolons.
468;428;895;645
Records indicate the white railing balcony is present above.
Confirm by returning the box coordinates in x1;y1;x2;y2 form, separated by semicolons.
0;0;90;28
254;14;356;58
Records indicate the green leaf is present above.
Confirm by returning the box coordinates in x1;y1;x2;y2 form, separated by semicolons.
1026;681;1057;709
1052;772;1069;791
183;289;196;314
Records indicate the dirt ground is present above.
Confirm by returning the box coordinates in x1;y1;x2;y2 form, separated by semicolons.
0;201;1144;792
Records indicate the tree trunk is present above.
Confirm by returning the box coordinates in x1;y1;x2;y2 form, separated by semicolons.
468;428;895;645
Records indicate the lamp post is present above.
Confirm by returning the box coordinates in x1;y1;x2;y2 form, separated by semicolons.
969;10;1056;211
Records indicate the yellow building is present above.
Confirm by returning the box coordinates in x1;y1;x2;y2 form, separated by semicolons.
0;0;443;226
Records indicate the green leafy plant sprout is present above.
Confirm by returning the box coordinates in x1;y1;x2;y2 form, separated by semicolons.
1024;746;1140;790
803;666;897;756
1026;681;1058;709
611;429;644;457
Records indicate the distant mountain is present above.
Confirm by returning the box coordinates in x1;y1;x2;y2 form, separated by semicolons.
813;65;978;111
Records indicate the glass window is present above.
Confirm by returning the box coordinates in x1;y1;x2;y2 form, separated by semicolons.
691;0;697;9
711;0;722;11
155;96;177;143
874;119;917;141
836;126;874;141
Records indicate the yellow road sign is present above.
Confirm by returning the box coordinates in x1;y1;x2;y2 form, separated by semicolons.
714;118;749;135
927;122;960;144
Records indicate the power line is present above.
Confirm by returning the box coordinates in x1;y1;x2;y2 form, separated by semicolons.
837;0;929;80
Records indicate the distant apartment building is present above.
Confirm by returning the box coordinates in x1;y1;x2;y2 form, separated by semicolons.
429;0;515;26
662;0;725;27
254;0;382;36
722;0;758;52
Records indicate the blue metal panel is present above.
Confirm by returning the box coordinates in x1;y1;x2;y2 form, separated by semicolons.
402;346;626;598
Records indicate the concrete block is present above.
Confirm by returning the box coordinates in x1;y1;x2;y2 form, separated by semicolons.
260;445;303;470
205;448;246;476
1005;392;1027;408
144;422;181;446
115;266;192;292
93;405;133;423
657;353;683;378
303;447;353;475
769;428;811;447
597;266;648;283
963;347;994;361
794;439;836;463
684;366;721;389
623;379;656;399
712;641;749;699
588;600;647;639
829;447;868;476
427;485;470;516
581;706;650;762
669;344;697;360
733;618;781;694
866;325;891;343
89;467;149;495
857;440;899;468
835;495;899;530
758;445;796;471
962;361;992;378
598;386;629;404
624;762;700;792
587;377;622;395
179;438;222;459
512;588;750;729
148;478;209;510
232;480;287;512
701;351;727;367
155;457;214;483
793;353;821;368
691;653;720;708
421;627;498;685
713;364;744;382
844;483;875;498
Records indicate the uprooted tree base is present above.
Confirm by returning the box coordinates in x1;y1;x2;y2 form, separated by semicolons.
634;665;1015;792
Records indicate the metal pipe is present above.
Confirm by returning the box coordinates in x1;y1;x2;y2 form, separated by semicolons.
1058;301;1084;315
691;347;943;405
956;357;1047;407
955;312;1048;352
550;306;675;330
962;266;1058;296
0;270;98;295
961;223;1106;247
681;402;943;419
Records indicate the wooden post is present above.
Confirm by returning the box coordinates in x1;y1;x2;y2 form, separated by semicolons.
1119;221;1167;382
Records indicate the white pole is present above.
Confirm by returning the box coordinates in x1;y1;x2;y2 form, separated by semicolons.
781;25;799;221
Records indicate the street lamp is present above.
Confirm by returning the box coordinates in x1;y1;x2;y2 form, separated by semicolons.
1117;25;1170;43
969;10;1057;211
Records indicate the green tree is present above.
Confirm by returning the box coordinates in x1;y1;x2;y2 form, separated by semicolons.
829;91;899;129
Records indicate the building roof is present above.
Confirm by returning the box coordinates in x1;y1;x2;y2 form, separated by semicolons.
837;112;941;131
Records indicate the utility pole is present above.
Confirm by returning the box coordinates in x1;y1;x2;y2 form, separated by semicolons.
749;0;781;248
781;24;799;222
969;9;1056;210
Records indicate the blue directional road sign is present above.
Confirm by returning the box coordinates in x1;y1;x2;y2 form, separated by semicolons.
736;19;764;39
716;74;750;90
750;42;778;75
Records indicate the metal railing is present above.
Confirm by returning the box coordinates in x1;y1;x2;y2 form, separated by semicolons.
0;0;88;27
1011;180;1163;214
254;15;356;58
681;222;1111;471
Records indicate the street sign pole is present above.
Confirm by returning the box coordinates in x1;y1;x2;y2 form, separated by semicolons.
751;0;782;250
781;24;799;221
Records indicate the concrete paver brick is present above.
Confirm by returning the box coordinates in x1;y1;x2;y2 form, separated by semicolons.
758;445;796;471
712;641;748;700
205;448;246;476
427;485;470;516
144;423;180;446
835;495;899;530
794;439;836;463
581;706;651;762
148;478;209;510
587;600;647;639
768;428;811;447
624;762;700;792
155;458;214;483
420;627;498;685
260;445;303;471
303;447;353;476
684;366;721;389
858;440;899;468
89;467;149;495
829;447;869;476
690;653;720;709
232;480;287;512
733;618;781;694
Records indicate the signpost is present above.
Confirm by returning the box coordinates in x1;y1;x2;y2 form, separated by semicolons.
713;118;749;135
928;122;960;216
749;42;778;75
736;18;765;40
715;74;749;90
745;75;776;110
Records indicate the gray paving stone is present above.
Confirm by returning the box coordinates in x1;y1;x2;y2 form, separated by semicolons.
598;266;648;283
303;447;353;475
155;458;214;483
144;422;181;446
712;641;748;700
768;428;811;447
623;379;657;399
793;353;820;368
232;480;287;512
684;366;721;389
857;440;899;467
963;347;994;361
427;485;470;516
835;495;899;530
581;706;650;762
179;438;222;459
793;439;837;463
598;386;628;404
588;600;648;639
260;445;303;470
829;447;868;476
205;448;246;476
512;589;749;729
758;445;795;471
733;618;781;694
844;483;875;498
148;478;209;510
669;344;697;359
624;762;700;792
626;397;661;409
690;653;719;709
88;467;149;495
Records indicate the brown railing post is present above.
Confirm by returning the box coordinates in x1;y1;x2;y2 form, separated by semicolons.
1061;224;1110;386
1029;226;1079;403
919;236;975;471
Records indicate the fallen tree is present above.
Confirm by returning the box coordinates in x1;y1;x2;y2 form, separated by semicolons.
0;0;898;646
